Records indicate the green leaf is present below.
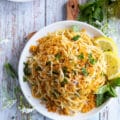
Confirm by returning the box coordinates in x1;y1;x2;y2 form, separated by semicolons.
97;85;109;94
92;7;103;21
81;67;88;76
110;77;120;87
4;63;18;79
107;85;117;97
23;76;28;82
52;70;59;75
55;53;61;60
96;94;104;107
23;62;31;76
77;53;84;60
88;53;97;65
71;25;79;32
61;78;68;87
79;0;96;11
72;35;80;41
46;61;51;65
52;89;60;99
35;66;42;71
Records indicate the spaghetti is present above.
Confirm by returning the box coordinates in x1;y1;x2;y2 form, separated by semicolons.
24;28;107;115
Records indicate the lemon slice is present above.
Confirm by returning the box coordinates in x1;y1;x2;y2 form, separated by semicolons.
104;52;120;80
95;37;118;55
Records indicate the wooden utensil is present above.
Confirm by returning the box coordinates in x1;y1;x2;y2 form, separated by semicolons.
25;0;79;40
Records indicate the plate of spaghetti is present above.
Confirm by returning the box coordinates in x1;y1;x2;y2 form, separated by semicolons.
18;21;120;120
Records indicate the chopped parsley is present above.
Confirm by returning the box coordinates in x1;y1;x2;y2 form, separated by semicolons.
55;53;61;60
24;62;31;76
81;67;88;76
77;53;84;60
52;70;59;75
46;61;51;65
52;89;60;99
23;76;27;82
35;66;42;71
61;78;68;87
72;35;80;41
88;53;96;65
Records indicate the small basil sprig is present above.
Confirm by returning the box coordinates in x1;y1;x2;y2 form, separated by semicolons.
72;35;80;41
24;62;31;76
4;63;18;79
96;77;120;107
110;78;120;87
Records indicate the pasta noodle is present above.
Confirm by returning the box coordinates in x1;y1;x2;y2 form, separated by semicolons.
24;28;107;115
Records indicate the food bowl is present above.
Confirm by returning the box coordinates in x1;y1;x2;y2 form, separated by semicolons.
18;20;111;120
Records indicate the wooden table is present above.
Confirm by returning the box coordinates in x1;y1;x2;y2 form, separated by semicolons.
0;0;120;120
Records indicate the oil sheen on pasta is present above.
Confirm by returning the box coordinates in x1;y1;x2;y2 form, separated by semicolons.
24;28;107;115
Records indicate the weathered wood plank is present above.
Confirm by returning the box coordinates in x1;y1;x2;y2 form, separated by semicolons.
0;0;120;120
0;0;45;120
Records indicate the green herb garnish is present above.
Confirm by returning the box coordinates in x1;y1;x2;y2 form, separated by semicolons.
81;67;88;76
110;77;120;87
52;89;60;99
61;78;68;87
72;35;80;41
78;0;120;28
88;53;96;65
55;53;61;60
4;63;18;79
77;53;84;60
35;66;42;71
23;76;28;82
96;94;104;107
52;70;59;75
62;66;69;77
46;61;51;65
24;62;31;76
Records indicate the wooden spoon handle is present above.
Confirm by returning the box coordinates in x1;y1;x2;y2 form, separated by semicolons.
67;0;79;20
25;31;36;41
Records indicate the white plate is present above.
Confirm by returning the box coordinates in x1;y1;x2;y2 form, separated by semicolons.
18;20;111;120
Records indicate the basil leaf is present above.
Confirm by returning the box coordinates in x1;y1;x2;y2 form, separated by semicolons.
110;77;120;87
55;53;61;60
81;67;88;76
4;63;18;79
23;76;28;82
97;85;109;94
35;66;42;71
52;89;60;99
88;53;96;65
77;53;84;60
96;94;104;107
52;71;59;75
61;78;68;87
62;67;69;77
72;35;80;41
107;85;117;97
46;61;51;65
24;62;31;76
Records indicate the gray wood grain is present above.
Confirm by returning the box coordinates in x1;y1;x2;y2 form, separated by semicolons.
0;0;120;120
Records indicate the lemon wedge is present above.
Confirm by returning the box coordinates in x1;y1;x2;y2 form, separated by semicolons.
95;37;118;55
104;52;120;80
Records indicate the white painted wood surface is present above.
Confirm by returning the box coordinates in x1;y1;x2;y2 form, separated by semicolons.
0;0;120;120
